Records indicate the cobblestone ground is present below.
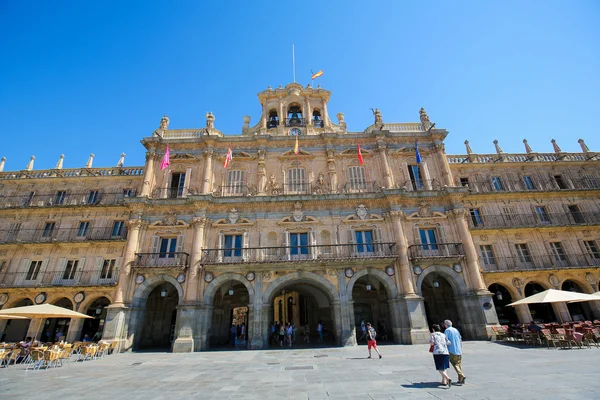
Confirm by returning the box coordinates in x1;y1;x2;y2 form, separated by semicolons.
1;341;599;400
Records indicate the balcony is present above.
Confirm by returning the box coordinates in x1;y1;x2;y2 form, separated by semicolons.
469;212;600;230
408;243;465;260
0;190;137;209
214;185;255;197
464;177;600;194
0;269;119;288
200;243;398;265
479;254;600;272
0;227;127;245
342;181;381;194
282;183;312;195
400;179;444;191
284;118;306;127
134;252;189;269
151;187;198;199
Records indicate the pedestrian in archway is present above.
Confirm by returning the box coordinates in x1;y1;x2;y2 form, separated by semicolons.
230;324;237;347
286;323;293;347
278;324;285;347
444;320;465;384
430;324;452;387
358;317;367;342
366;323;382;359
317;320;323;342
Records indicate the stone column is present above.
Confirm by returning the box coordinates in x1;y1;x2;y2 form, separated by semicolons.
377;142;394;189
389;211;415;296
434;144;453;187
250;272;265;349
321;99;330;128
331;300;343;346
26;318;44;341
515;304;533;324
0;319;8;338
452;209;487;293
197;304;214;351
337;270;356;346
257;149;267;195
202;149;214;194
326;148;337;193
420;161;433;190
305;98;312;125
66;318;84;343
184;216;206;302
113;219;143;304
140;152;156;197
552;302;572;323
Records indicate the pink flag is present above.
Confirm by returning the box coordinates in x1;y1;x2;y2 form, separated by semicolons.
224;143;233;169
160;145;170;170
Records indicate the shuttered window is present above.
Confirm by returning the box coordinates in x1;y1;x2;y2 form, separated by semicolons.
287;168;306;193
225;170;245;195
348;166;366;190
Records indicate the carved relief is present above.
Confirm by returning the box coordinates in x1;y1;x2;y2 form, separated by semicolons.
228;208;240;224
266;174;282;195
292;202;304;222
548;274;559;288
512;278;523;295
356;204;369;220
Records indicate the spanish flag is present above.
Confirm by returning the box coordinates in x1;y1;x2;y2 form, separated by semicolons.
294;134;299;155
311;70;323;80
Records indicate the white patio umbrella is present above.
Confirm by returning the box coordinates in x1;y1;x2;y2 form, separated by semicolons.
0;315;30;320
507;289;600;306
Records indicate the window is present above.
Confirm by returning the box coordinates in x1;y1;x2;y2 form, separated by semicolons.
77;221;90;237
268;110;279;128
583;241;600;259
88;190;99;204
419;229;438;250
348;166;367;190
522;176;535;190
290;233;309;255
25;191;35;206
567;205;584;223
101;259;116;279
287;105;303;126
515;243;532;264
582;174;600;189
469;209;483;227
42;222;55;237
55;191;67;205
7;223;21;241
554;175;568;189
535;206;551;224
0;260;6;273
170;172;186;198
25;260;43;280
159;237;178;258
123;188;134;198
491;177;504;191
287;168;306;193
225;170;245;195
355;230;374;253
312;110;323;128
479;245;496;266
408;165;423;190
62;259;79;280
501;206;516;222
223;234;243;257
549;242;567;262
459;177;469;187
112;221;125;237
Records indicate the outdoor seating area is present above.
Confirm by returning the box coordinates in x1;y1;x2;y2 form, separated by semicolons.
0;339;118;370
493;321;600;350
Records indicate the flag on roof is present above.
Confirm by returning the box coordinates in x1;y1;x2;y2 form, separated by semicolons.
224;143;233;169
311;70;323;80
357;142;364;165
160;145;170;170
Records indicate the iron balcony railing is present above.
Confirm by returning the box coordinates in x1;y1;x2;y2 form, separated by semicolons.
464;177;600;194
469;212;600;229
0;227;127;244
0;268;120;288
342;181;380;194
200;243;397;265
284;118;306;127
134;252;190;268
214;185;255;197
282;182;312;195
400;179;444;191
151;187;200;199
408;243;465;260
0;190;137;209
479;254;600;272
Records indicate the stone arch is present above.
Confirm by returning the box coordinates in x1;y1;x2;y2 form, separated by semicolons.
346;268;398;301
522;279;552;291
415;265;469;296
132;274;184;308
203;272;254;306
262;271;339;304
486;281;520;300
79;294;114;314
4;296;34;309
560;277;594;293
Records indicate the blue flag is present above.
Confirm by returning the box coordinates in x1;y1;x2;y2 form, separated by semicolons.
415;140;422;164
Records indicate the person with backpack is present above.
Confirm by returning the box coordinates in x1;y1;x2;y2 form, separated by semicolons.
366;322;382;359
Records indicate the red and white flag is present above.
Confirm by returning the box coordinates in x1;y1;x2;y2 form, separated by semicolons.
224;143;233;169
160;145;170;170
357;142;364;165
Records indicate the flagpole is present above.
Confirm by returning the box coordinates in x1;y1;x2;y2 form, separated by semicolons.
292;44;296;83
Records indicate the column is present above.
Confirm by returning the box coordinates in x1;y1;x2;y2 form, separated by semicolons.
390;211;415;296
321;99;330;128
378;143;394;189
249;272;265;349
257;149;267;195
421;161;433;190
202;149;214;194
113;219;143;304
184;216;206;302
66;318;84;343
305;98;312;125
140;152;156;197
435;144;454;187
453;209;487;293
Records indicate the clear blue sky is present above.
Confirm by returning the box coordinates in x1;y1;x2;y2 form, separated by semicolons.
1;1;598;170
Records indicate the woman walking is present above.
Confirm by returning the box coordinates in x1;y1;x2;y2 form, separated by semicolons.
430;324;452;387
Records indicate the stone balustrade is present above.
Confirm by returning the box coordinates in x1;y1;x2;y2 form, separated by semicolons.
447;152;597;164
0;166;144;180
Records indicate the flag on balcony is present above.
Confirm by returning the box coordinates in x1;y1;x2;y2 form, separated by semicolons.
160;145;170;170
224;143;233;169
294;134;299;155
357;142;364;165
311;70;323;80
415;140;422;164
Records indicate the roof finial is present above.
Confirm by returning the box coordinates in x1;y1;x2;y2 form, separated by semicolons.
85;153;95;169
0;157;5;172
55;154;65;170
551;139;561;153
523;139;533;154
464;140;473;155
116;153;126;167
493;140;503;154
578;138;590;153
25;156;35;171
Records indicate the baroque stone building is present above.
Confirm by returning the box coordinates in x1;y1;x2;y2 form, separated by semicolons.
0;83;598;352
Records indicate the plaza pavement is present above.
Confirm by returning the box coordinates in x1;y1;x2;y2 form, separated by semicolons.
1;341;598;400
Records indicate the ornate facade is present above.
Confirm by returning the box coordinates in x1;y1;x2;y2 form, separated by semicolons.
0;83;598;351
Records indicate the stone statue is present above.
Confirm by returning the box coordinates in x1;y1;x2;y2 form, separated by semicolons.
206;112;215;129
266;174;282;195
419;108;431;126
371;108;383;125
313;172;329;194
160;114;170;130
336;112;346;130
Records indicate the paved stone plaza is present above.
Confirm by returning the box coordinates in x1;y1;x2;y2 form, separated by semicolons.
1;342;598;399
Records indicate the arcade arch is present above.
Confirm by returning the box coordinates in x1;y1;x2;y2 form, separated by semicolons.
524;282;556;323
488;283;518;325
1;298;33;342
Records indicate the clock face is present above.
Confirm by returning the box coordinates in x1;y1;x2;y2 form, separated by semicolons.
290;128;301;136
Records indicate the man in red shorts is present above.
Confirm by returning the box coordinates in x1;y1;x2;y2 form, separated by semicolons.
366;322;382;359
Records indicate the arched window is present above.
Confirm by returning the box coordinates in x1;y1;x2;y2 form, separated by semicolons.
268;110;279;129
312;110;323;128
286;105;304;127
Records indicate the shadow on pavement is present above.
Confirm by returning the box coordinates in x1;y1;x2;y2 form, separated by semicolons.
401;381;444;389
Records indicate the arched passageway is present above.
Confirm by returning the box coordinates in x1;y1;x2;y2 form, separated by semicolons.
489;284;519;325
524;283;556;323
81;297;111;341
138;282;179;350
562;280;593;321
44;298;73;342
209;281;251;348
422;274;460;332
352;275;393;342
1;298;33;342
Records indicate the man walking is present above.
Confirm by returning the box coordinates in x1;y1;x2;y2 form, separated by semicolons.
444;320;466;384
366;322;382;359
